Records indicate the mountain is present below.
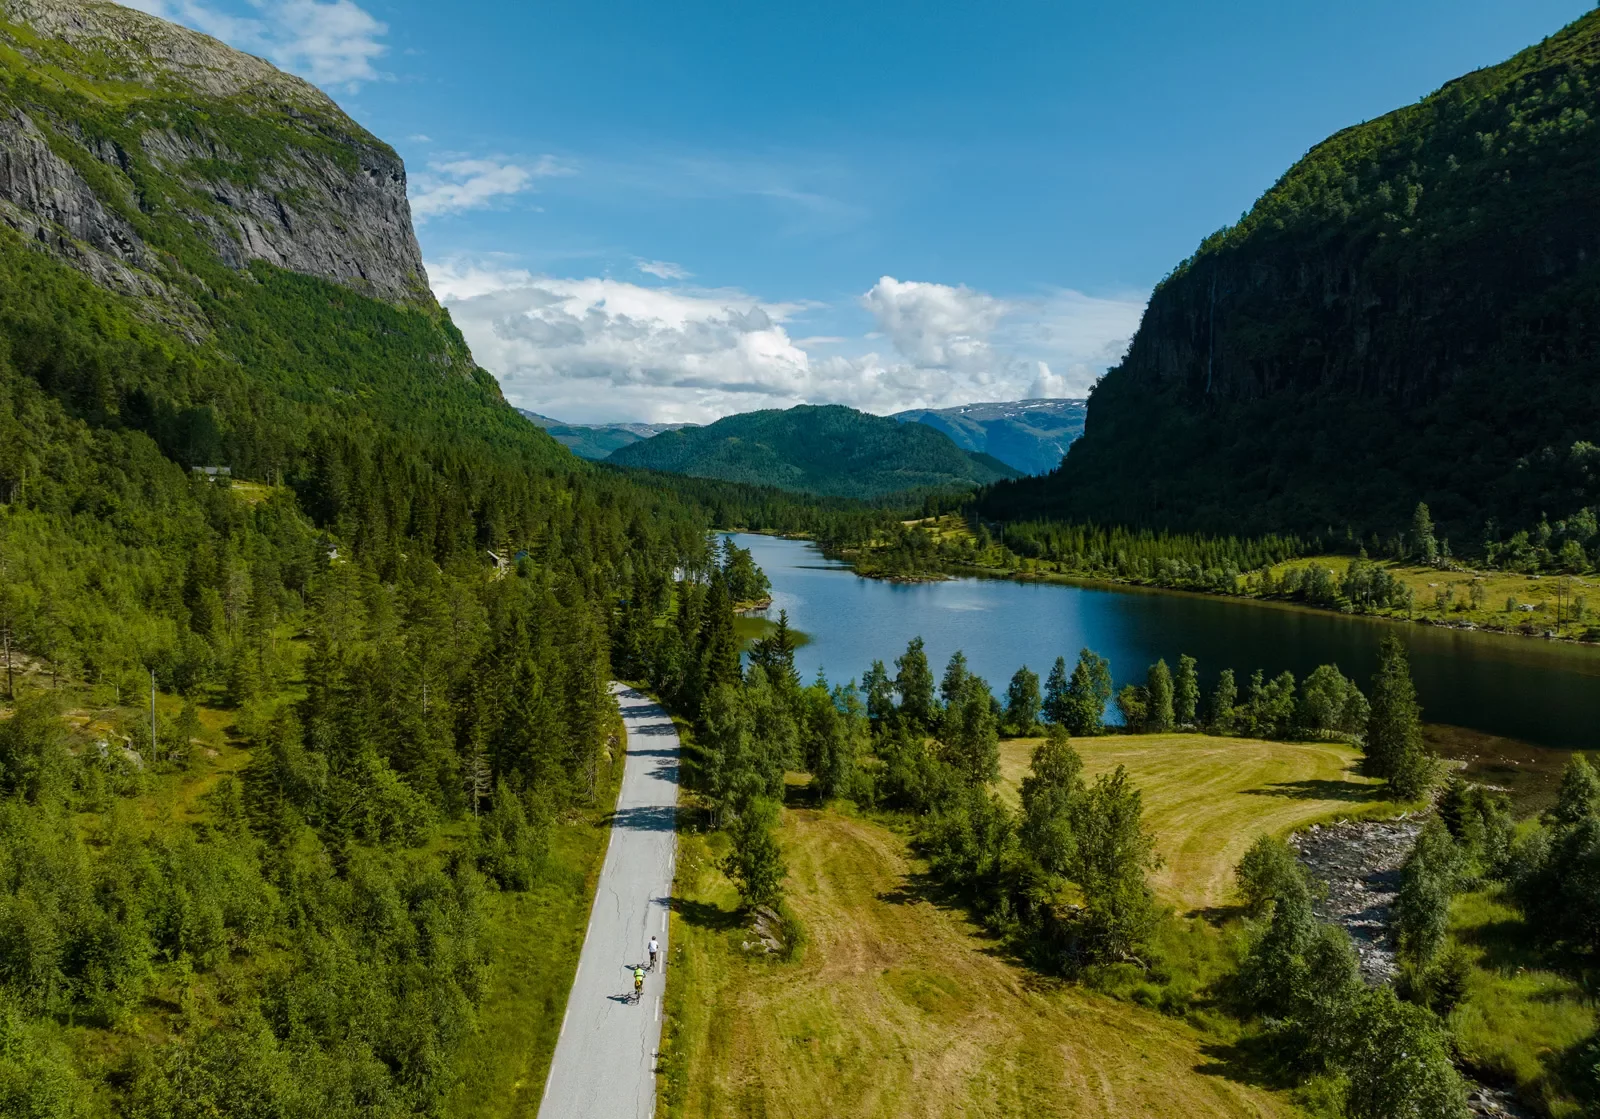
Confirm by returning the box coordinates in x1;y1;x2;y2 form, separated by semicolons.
517;408;695;459
893;398;1086;475
0;4;724;1111
607;403;1022;497
982;11;1600;546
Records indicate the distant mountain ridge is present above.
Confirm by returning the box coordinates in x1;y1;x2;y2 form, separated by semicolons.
892;398;1086;475
606;403;1021;498
516;409;695;459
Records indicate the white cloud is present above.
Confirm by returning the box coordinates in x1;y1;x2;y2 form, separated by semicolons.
408;134;433;144
637;259;691;280
409;156;571;221
861;276;1004;370
124;0;389;90
430;260;1145;424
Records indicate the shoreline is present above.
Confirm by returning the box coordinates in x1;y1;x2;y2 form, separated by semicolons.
804;539;1600;651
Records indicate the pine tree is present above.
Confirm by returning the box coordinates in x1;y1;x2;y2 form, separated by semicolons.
1146;659;1174;733
861;659;895;733
1209;668;1237;733
1366;636;1434;799
894;636;936;731
1412;502;1438;566
1043;655;1070;726
1173;653;1199;727
939;650;970;710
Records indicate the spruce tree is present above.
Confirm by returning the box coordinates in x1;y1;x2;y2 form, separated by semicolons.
1366;636;1434;799
894;636;936;731
1209;668;1238;734
1146;659;1174;733
861;659;895;733
1411;502;1438;566
1173;653;1199;727
1043;655;1070;725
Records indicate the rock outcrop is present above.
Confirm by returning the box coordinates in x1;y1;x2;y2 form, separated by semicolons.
0;0;430;307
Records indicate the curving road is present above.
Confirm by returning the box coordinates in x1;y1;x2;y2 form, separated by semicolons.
539;684;679;1119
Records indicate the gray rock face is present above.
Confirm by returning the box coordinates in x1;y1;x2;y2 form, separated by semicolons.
0;0;431;306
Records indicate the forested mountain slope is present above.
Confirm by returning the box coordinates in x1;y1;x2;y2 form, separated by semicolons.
982;10;1600;548
609;403;1021;498
0;3;733;1114
892;398;1085;475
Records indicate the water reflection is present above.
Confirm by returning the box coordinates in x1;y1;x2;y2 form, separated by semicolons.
730;533;1600;752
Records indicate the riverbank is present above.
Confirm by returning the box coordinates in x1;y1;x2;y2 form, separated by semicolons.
811;519;1600;649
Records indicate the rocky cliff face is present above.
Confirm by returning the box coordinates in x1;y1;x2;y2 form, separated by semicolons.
0;0;429;308
982;11;1600;539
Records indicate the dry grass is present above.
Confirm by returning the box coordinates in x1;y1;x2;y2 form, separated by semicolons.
660;807;1300;1119
999;733;1399;914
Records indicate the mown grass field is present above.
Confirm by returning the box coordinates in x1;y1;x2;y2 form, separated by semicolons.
660;804;1299;1119
999;733;1399;914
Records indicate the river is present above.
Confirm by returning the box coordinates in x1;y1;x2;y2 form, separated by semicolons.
728;533;1600;754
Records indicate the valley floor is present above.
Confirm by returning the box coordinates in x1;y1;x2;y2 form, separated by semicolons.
659;804;1296;1119
997;733;1397;913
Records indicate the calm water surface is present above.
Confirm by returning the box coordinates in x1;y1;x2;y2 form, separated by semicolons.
729;533;1600;751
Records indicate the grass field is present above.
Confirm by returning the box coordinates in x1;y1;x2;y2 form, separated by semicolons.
1446;886;1597;1118
660;805;1300;1119
1272;557;1600;639
999;733;1400;914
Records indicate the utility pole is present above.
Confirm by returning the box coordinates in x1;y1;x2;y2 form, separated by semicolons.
149;668;158;760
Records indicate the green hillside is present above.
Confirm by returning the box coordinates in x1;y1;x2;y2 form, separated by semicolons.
608;403;1021;498
982;10;1600;554
0;3;729;1114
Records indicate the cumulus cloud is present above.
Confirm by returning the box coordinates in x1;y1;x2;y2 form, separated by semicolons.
409;156;571;221
125;0;389;89
430;260;1145;424
861;277;1004;369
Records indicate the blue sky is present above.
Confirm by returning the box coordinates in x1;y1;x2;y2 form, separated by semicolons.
131;0;1593;422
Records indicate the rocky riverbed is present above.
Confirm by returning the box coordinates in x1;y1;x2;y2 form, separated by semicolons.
1290;816;1421;983
1291;816;1533;1119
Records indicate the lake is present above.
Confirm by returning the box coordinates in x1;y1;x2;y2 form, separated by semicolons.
728;533;1600;753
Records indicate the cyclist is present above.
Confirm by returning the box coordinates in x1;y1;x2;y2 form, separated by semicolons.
647;936;660;971
633;966;645;1001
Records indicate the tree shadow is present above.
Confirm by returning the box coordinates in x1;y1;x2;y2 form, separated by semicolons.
601;805;677;831
1187;903;1247;926
1194;1034;1307;1094
672;896;743;933
784;779;819;809
1240;778;1387;803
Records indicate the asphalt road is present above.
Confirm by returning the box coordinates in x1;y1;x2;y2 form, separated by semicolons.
538;684;679;1119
